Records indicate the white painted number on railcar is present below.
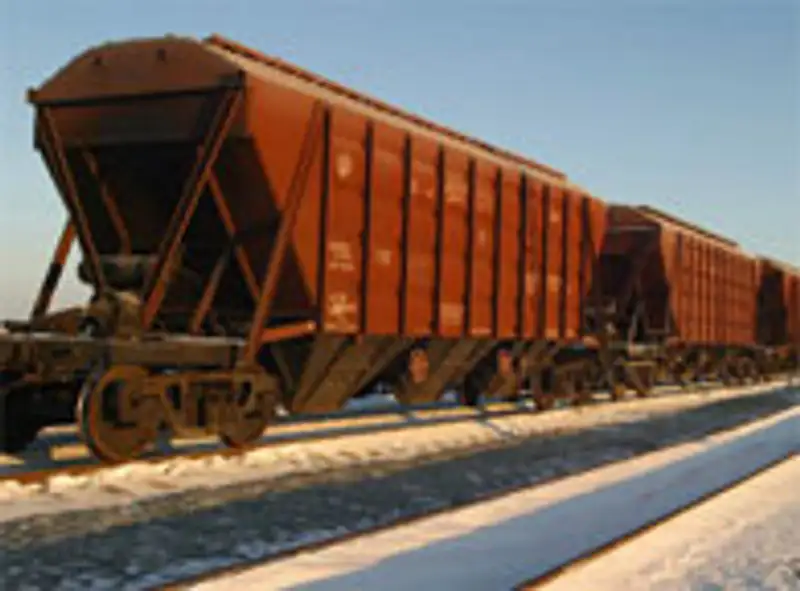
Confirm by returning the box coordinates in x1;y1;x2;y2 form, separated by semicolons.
327;241;356;272
326;292;359;332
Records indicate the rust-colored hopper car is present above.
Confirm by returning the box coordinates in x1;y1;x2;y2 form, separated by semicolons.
0;35;610;461
595;205;764;385
757;257;800;370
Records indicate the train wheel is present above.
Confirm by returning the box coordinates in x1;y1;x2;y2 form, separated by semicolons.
609;380;626;401
625;363;655;398
573;375;593;406
718;361;733;387
528;373;554;411
77;365;159;463
746;358;760;383
219;371;278;449
555;374;577;406
633;376;653;398
672;366;690;390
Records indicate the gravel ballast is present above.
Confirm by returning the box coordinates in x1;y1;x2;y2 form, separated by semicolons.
1;387;798;590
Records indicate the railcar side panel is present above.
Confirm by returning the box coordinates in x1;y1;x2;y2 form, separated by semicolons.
664;230;758;346
469;159;497;337
438;148;469;337
582;195;608;331
604;205;758;347
564;190;582;339
758;261;800;349
321;107;367;333
247;79;325;319
543;185;564;339
523;177;541;339
364;122;405;334
496;169;521;339
404;135;438;336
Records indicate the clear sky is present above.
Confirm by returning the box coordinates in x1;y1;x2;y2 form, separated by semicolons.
0;0;797;319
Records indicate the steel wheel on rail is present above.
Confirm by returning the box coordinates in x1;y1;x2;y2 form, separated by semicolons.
218;369;279;450
76;365;160;463
572;373;593;406
529;373;555;411
742;358;759;384
628;362;656;398
609;378;627;401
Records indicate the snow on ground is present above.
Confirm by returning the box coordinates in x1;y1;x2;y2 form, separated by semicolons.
0;382;791;525
189;405;799;591
539;457;800;591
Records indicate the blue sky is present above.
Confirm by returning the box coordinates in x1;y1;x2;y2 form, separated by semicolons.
0;0;797;318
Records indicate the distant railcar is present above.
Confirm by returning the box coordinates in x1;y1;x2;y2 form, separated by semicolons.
594;205;763;385
757;258;800;371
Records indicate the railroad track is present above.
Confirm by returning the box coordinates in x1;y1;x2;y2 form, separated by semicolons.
149;381;796;591
0;397;529;485
515;451;797;590
0;377;790;489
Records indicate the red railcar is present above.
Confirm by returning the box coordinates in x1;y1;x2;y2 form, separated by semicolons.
757;258;800;368
0;35;609;460
596;205;762;380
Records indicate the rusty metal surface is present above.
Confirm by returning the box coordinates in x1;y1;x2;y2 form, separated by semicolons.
77;365;158;462
0;332;243;375
30;37;243;106
663;229;758;346
242;100;326;362
26;34;605;346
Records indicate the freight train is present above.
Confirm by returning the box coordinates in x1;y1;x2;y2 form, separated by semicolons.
1;35;798;462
